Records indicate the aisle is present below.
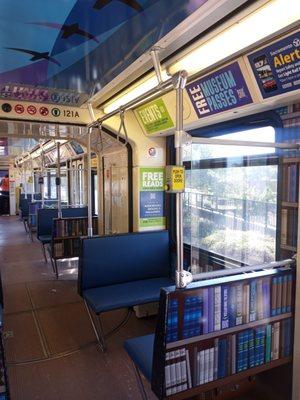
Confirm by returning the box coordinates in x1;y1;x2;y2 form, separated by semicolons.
0;216;156;400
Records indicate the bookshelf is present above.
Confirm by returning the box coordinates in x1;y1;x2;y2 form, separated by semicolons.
52;216;98;259
279;157;299;257
151;268;295;400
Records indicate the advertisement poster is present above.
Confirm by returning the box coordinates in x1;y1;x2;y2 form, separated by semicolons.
139;167;165;228
135;98;174;134
248;30;300;98
186;61;253;118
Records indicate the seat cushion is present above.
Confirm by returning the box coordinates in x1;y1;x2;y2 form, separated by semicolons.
83;277;173;313
124;334;154;382
38;235;52;244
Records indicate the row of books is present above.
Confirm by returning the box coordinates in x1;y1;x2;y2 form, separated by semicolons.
164;319;293;396
166;273;293;343
281;208;298;248
53;217;98;238
52;238;81;259
282;163;299;203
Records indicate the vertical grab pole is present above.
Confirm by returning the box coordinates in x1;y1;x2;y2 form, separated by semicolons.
56;141;62;218
31;156;35;199
41;149;45;208
23;162;27;200
87;102;96;237
87;127;93;237
173;71;190;289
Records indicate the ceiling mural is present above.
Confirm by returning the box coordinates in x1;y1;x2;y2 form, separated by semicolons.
0;0;208;97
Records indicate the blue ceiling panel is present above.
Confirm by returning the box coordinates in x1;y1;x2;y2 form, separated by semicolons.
0;0;208;95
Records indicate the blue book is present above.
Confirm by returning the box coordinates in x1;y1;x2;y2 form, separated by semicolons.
262;278;271;319
218;338;227;378
208;287;215;332
228;285;236;328
248;330;255;368
282;275;288;314
195;296;203;336
221;285;229;330
242;330;249;370
259;326;266;365
249;281;257;322
271;277;278;317
287;274;293;313
203;289;209;334
166;299;178;343
254;327;261;366
183;297;192;338
265;324;272;362
277;276;283;315
236;332;244;373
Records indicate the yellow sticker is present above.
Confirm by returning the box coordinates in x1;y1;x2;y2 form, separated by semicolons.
165;166;185;193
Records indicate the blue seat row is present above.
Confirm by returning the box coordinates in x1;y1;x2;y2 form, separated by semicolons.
78;230;173;349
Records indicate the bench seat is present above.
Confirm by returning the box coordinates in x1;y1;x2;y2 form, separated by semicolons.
38;234;52;244
124;334;154;382
84;277;173;313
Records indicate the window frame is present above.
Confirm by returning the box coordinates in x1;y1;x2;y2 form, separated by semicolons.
167;110;283;269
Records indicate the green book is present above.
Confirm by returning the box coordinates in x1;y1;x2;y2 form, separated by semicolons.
265;324;272;363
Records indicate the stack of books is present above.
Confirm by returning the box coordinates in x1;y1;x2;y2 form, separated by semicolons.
166;273;293;344
165;317;293;395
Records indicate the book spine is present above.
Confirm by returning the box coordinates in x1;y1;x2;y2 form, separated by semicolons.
271;277;278;317
236;332;244;373
277;276;283;315
265;324;272;363
249;280;257;322
231;334;236;375
228;285;236;328
214;286;221;331
204;349;210;384
282;275;288;314
208;287;215;333
248;330;255;368
286;274;293;313
243;284;250;324
262;277;271;319
199;350;205;385
242;330;249;371
236;284;243;326
281;209;288;246
214;339;219;380
203;289;209;334
208;347;214;382
257;279;263;320
221;285;229;330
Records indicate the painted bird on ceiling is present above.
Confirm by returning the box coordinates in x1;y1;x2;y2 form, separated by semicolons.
93;0;143;12
29;22;99;43
4;48;61;66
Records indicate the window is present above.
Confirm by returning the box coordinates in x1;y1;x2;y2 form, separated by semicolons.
183;126;278;270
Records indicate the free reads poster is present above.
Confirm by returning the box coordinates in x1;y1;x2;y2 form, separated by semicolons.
139;167;165;228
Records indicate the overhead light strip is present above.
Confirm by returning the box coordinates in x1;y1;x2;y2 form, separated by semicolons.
103;0;300;115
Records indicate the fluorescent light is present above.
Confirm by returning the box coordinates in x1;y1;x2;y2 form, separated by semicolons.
103;71;169;114
102;0;300;114
169;0;300;75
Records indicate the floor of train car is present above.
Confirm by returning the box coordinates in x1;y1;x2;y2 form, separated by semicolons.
0;216;292;400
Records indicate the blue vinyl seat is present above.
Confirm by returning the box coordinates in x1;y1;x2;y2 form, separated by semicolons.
84;277;173;313
124;334;154;382
78;230;172;351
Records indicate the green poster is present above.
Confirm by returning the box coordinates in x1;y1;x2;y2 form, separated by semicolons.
139;167;165;228
136;98;174;134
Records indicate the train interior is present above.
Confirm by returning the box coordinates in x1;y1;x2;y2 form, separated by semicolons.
0;0;299;399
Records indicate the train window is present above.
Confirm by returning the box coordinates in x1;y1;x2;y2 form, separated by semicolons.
183;126;278;271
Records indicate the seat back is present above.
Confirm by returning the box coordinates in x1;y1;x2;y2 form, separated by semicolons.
62;207;88;218
37;208;58;238
79;230;170;293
